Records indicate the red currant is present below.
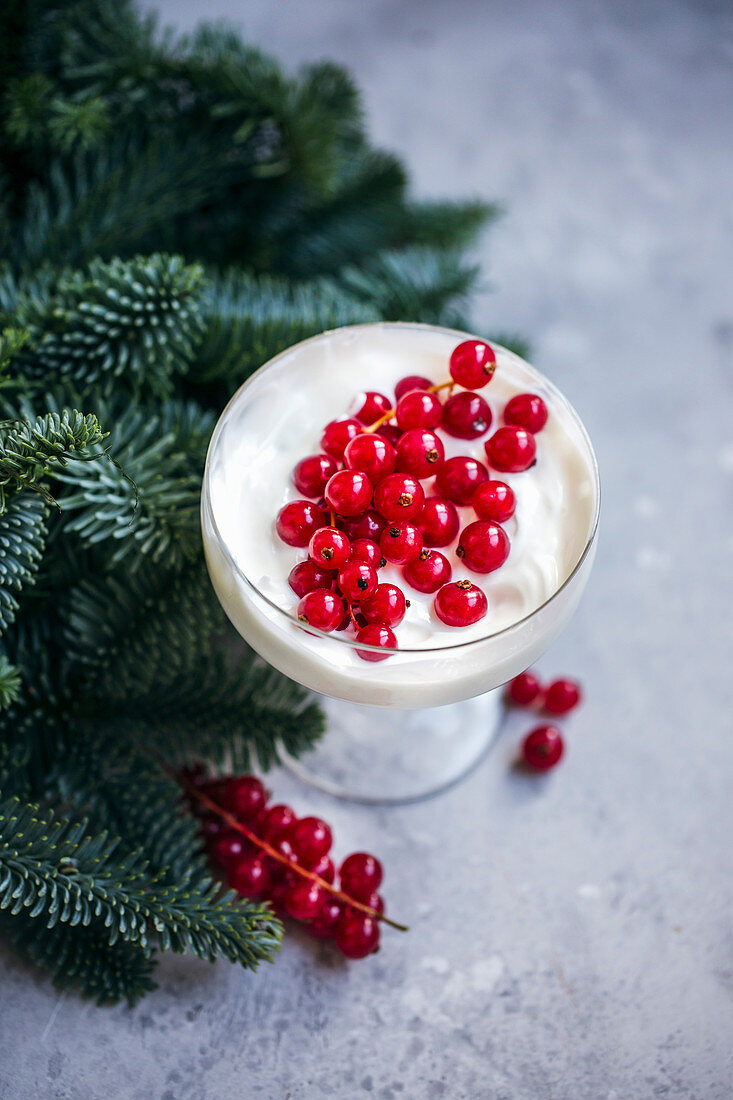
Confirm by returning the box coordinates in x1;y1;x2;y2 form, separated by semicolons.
293;453;338;498
485;426;536;472
360;583;407;627
309;899;343;940
355;623;397;662
449;339;496;389
379;522;423;564
320;418;362;458
335;912;380;958
308;526;351;568
543;678;582;715
395;390;442;430
417;497;460;547
230;853;271;897
434;580;488;627
308;854;336;884
376;423;403;446
261;804;296;842
472;480;516;523
210;830;249;869
340;852;383;899
289;816;333;866
395;374;433;401
297;589;345;632
349;538;385;570
442;391;492;439
354;391;392;425
435;455;489;504
373;473;425;522
504;393;548;434
276;500;326;547
395;428;445;478
403;549;452;593
285;879;327;920
325;469;372;517
521;725;564;770
288;560;335;599
348;509;387;542
344;432;396;482
223;776;268;822
506;670;542;706
337;560;378;602
456;520;510;573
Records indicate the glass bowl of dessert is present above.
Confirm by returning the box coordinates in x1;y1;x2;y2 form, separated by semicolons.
201;323;600;803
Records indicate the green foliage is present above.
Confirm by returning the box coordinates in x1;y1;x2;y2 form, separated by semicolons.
0;409;105;509
0;493;47;631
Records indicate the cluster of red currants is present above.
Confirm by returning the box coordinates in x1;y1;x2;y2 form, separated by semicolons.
185;770;386;958
505;671;583;770
275;339;549;658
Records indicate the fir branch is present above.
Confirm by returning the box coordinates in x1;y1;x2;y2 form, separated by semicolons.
0;656;21;710
0;327;27;376
0;493;47;633
0;409;105;510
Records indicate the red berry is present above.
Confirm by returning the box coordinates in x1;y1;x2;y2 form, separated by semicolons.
285;879;328;920
276;500;326;547
288;560;335;598
417;497;460;547
456;520;510;573
309;899;343;940
223;776;268;822
355;623;397;662
339;852;383;900
442;391;493;439
472;480;516;523
354;391;392;425
335;912;380;958
325;469;372;517
261;804;296;842
373;473;424;522
395;390;442;431
289;816;333;865
348;509;387;542
309;854;336;884
379;522;423;564
449;339;496;389
543;678;582;715
293;453;338;498
521;725;564;770
230;853;271;897
320;418;362;458
434;580;488;627
506;671;542;706
308;526;351;568
268;879;291;916
337;560;378;602
403;549;452;593
395;374;433;401
435;456;489;505
210;830;248;869
504;393;548;434
376;423;403;446
270;835;298;866
360;583;407;627
395;428;445;478
344;433;396;482
349;538;385;570
485;426;536;472
297;589;345;632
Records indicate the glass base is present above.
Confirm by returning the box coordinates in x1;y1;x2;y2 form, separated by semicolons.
281;690;504;804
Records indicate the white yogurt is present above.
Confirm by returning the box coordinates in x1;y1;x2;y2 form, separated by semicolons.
202;324;599;707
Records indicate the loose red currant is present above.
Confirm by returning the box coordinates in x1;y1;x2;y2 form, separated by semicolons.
456;520;510;573
210;830;249;869
230;853;271;897
435;456;489;505
276;500;326;547
472;480;516;523
348;509;387;542
434;580;488;627
349;538;385;570
308;854;336;884
337;560;378;602
297;589;345;632
403;549;452;593
285;879;328;920
395;428;445;478
373;473;425;522
355;623;397;661
308;526;351;568
521;725;564;770
380;522;423;564
504;393;548;434
360;583;407;627
506;670;542;706
320;418;362;458
308;899;343;940
449;339;496;389
223;776;268;822
344;433;396;482
442;391;493;439
335;912;380;958
289;816;333;865
354;391;392;425
417;497;460;547
543;678;582;715
288;560;335;598
261;804;296;842
395;374;433;401
395;390;442;431
485;426;536;472
325;469;373;517
293;453;338;498
340;852;383;899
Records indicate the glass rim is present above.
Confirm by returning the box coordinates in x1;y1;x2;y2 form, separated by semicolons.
202;321;601;656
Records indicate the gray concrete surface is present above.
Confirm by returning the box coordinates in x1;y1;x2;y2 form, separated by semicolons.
2;1;732;1097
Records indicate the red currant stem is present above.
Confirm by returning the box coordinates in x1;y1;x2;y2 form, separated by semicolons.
348;604;359;629
363;378;454;433
176;768;408;932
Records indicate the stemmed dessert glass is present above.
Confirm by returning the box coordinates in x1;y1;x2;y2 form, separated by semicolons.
201;323;600;803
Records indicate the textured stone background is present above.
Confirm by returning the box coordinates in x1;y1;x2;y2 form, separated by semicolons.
2;1;732;1097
